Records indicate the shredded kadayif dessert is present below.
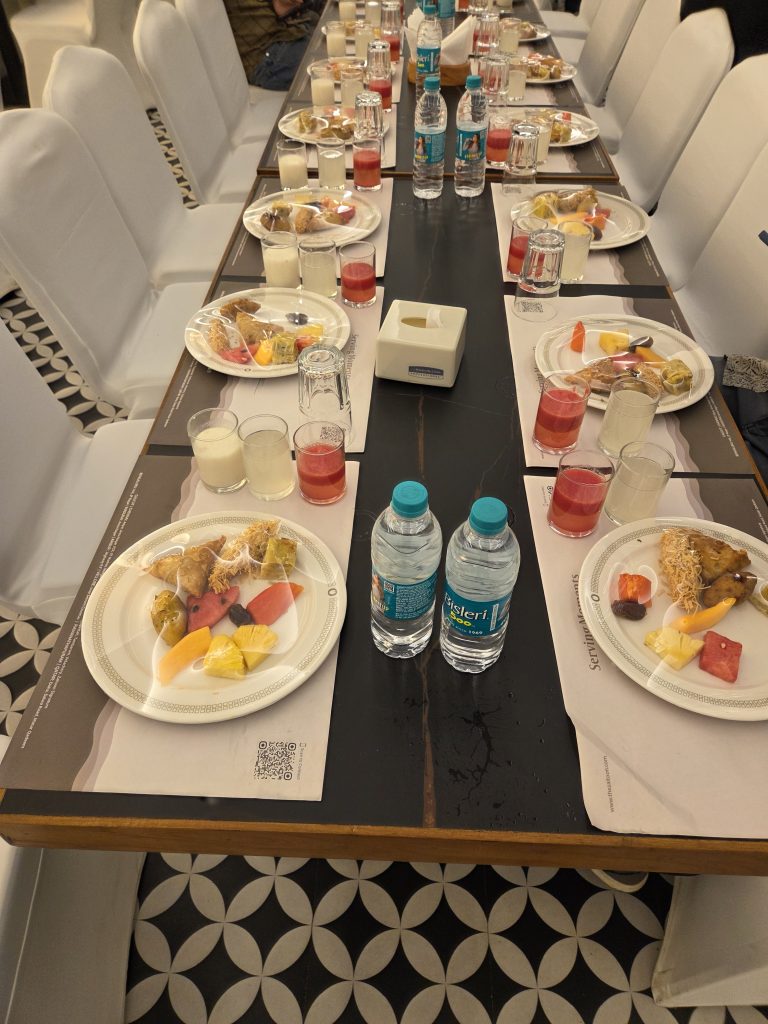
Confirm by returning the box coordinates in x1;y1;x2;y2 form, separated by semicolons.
208;520;279;593
659;528;702;613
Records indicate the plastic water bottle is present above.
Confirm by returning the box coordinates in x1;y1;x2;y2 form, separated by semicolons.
454;74;488;198
440;497;520;673
371;481;443;658
413;76;447;199
415;3;441;100
437;0;455;37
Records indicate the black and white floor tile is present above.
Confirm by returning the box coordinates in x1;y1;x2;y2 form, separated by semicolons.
1;113;767;1024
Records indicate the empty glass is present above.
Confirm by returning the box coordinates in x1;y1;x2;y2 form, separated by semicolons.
380;0;402;62
355;90;383;137
238;414;294;500
277;138;308;189
298;344;352;436
187;409;246;494
299;239;338;298
604;441;675;525
367;40;393;110
513;228;564;321
475;11;500;53
502;122;539;193
597;377;662;457
480;53;509;106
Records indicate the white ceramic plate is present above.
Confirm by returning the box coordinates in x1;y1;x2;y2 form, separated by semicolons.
278;105;389;145
579;518;768;721
243;188;381;245
306;57;365;79
518;24;552;42
534;315;714;413
185;287;351;380
512;190;648;249
525;61;577;84
81;513;347;724
510;108;599;147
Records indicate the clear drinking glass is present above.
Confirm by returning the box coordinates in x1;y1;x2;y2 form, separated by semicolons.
604;441;675;525
499;15;520;53
559;221;593;284
352;134;382;190
340;63;365;111
475;11;500;53
513;228;564;321
238;414;294;500
597;377;662;457
297;344;352;434
507;55;527;101
310;62;335;109
326;20;347;58
531;115;553;166
294;421;347;504
355;20;376;59
380;0;402;62
533;373;590;454
339;0;356;20
487;111;512;168
262;231;300;288
299;239;338;298
506;212;548;279
365;0;381;26
318;140;347;188
367;40;393;110
355;89;383;136
277;138;308;189
480;53;509;106
187;408;246;494
339;240;376;306
547;449;614;538
502;123;539;193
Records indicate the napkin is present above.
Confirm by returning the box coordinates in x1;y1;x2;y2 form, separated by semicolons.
405;10;476;64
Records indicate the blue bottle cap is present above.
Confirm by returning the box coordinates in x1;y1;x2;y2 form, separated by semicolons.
469;497;508;536
392;481;429;518
424;76;440;91
424;3;437;13
466;74;482;89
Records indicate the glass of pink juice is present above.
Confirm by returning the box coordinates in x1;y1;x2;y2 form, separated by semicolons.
294;421;346;504
339;240;376;306
382;32;401;62
507;213;548;280
533;373;590;454
548;450;614;537
352;137;382;190
368;77;392;109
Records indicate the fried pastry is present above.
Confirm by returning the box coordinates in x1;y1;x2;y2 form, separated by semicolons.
147;537;226;598
236;313;278;347
208;520;279;593
207;319;229;354
260;537;298;580
218;298;261;321
688;533;750;585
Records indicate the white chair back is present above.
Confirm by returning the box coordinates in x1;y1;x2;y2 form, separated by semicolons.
614;8;734;211
176;0;250;141
675;141;768;358
133;0;231;204
43;45;186;276
0;109;152;402
649;55;768;291
580;0;603;24
577;0;645;105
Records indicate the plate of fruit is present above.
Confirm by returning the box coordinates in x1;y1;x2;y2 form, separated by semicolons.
522;55;576;82
243;188;381;245
81;514;347;724
185;287;351;379
534;316;714;413
514;187;648;249
579;519;768;720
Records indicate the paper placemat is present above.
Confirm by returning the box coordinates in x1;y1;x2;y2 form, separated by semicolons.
491;183;665;287
503;293;752;475
524;473;768;837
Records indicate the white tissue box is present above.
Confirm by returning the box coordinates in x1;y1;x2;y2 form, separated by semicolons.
375;300;467;388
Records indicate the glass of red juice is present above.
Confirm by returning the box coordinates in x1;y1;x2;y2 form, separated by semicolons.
547;449;614;538
533;373;590;454
339;240;377;307
294;421;347;504
507;213;548;280
352;135;382;191
487;112;512;167
368;75;392;110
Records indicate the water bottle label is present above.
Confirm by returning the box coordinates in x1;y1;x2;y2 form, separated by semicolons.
442;583;511;637
438;0;454;17
414;129;445;165
456;127;487;162
372;570;438;621
416;46;440;75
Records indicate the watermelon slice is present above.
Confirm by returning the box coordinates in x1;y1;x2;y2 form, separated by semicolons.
699;630;742;683
247;582;304;626
187;587;240;632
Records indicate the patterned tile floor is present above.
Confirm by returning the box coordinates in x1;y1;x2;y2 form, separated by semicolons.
1;113;767;1024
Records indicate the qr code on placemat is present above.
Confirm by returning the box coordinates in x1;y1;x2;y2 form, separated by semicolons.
254;741;297;781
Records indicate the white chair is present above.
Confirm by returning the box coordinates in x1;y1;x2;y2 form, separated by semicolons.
0;322;151;622
611;8;734;211
557;0;645;106
133;0;264;205
43;46;241;288
674;141;768;358
177;0;285;148
0;109;207;418
10;0;152;108
540;0;603;40
584;0;680;153
647;54;768;291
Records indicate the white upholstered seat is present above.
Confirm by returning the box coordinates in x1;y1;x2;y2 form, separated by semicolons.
43;46;240;287
562;0;645;107
540;0;603;40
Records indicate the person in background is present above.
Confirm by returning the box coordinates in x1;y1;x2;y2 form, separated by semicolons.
224;0;321;91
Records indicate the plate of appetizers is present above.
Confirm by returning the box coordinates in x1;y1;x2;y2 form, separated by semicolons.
516;108;599;147
243;188;381;245
523;56;576;82
516;22;552;42
185;288;350;379
306;57;366;81
534;316;714;413
320;21;358;40
279;105;388;144
81;513;347;724
579;518;768;720
513;187;648;248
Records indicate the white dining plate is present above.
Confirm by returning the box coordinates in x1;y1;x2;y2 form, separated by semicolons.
518;24;552;42
278;105;389;145
579;518;768;721
81;512;347;724
243;188;381;246
511;190;648;249
534;315;714;413
525;62;577;84
306;57;365;79
185;287;351;380
515;108;599;147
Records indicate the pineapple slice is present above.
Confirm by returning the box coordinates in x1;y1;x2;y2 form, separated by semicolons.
644;627;704;671
598;330;630;356
232;625;278;671
203;635;246;680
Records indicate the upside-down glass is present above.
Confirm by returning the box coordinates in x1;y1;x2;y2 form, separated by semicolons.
367;40;393;110
339;240;377;306
298;344;352;435
381;0;402;62
294;421;347;504
475;10;500;53
187;409;246;494
299;239;338;298
262;231;300;289
326;20;347;58
355;89;384;137
507;212;548;279
480;53;509;106
502;122;539;193
533;373;590;454
547;449;614;538
597;377;662;457
559;220;593;284
276;138;308;190
238;414;295;501
604;441;675;525
513;228;564;321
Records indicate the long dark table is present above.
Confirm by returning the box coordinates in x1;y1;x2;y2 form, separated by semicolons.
1;5;767;874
